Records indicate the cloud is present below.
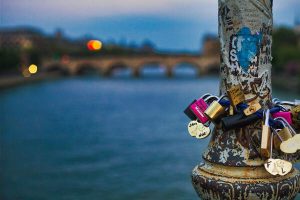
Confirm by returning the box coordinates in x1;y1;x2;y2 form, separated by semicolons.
2;0;297;27
3;0;216;20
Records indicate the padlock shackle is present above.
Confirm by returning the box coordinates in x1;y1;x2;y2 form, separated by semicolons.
200;93;213;100
218;95;228;102
272;98;281;104
204;95;219;103
270;127;284;142
278;105;288;112
274;117;297;136
280;101;297;106
272;98;298;106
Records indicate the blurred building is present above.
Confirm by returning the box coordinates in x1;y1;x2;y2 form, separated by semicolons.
0;27;45;50
202;35;220;56
140;40;155;54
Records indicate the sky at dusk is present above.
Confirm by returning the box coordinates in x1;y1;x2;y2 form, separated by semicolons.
1;0;300;51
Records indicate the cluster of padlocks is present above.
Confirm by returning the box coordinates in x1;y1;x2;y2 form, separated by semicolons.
184;85;300;176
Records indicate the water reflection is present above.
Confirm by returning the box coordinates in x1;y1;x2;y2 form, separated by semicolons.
141;64;166;78
78;64;201;78
112;68;132;78
1;75;299;200
174;63;198;78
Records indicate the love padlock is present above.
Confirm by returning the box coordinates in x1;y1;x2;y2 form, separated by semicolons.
261;109;271;158
273;127;293;151
272;112;292;125
264;159;292;176
187;120;211;139
227;84;245;108
204;95;228;121
244;101;262;116
190;98;209;124
184;94;212;122
184;100;197;120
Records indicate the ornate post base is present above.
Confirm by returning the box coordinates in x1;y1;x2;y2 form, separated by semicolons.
192;162;300;200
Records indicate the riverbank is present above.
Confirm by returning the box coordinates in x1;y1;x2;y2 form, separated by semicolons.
0;73;62;90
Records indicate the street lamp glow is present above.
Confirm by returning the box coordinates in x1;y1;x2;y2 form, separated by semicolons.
28;64;38;74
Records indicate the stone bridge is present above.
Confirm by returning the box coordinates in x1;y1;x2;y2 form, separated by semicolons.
42;54;220;77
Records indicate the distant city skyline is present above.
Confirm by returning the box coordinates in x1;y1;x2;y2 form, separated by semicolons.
1;0;300;51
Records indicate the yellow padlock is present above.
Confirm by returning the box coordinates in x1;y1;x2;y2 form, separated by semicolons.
204;96;227;121
261;110;271;158
227;84;245;108
273;127;293;150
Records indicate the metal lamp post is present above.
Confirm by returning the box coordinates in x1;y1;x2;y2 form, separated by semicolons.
192;0;300;199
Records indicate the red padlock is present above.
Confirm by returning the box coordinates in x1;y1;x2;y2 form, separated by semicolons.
190;99;209;124
272;112;292;125
190;95;216;124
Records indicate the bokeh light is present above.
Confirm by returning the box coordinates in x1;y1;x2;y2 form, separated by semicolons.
87;40;102;51
28;64;38;74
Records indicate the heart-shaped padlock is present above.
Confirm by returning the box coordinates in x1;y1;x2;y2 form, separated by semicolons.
195;123;211;139
280;134;300;154
264;159;292;176
188;120;201;137
276;159;293;176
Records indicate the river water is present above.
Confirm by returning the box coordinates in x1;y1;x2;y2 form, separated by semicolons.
1;74;300;200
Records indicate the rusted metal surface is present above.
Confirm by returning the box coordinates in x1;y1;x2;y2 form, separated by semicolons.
202;120;300;166
203;122;264;166
192;0;300;199
192;162;300;200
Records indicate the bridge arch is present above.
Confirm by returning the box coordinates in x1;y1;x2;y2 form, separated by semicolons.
41;55;220;78
104;61;131;77
173;61;202;77
44;63;70;75
75;62;101;76
138;61;171;77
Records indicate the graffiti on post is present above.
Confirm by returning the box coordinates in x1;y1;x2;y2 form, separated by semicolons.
259;23;272;66
219;0;273;103
226;26;271;102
